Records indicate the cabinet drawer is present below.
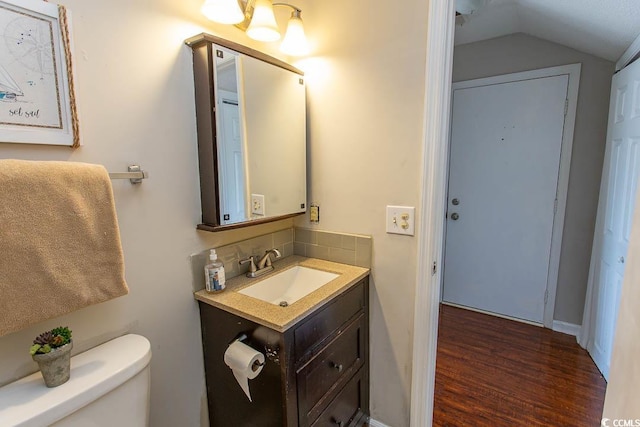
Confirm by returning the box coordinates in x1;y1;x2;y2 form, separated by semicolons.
294;280;365;360
309;368;366;427
298;314;365;423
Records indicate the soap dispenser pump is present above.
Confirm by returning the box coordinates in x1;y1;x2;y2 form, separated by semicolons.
205;249;226;292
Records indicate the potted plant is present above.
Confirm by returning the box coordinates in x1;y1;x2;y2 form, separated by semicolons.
30;326;73;387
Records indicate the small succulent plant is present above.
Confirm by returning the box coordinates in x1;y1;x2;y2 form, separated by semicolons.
30;326;72;355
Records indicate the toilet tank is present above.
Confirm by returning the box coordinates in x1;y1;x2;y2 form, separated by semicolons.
0;334;152;427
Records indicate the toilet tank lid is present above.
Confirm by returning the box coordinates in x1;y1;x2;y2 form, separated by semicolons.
0;334;151;427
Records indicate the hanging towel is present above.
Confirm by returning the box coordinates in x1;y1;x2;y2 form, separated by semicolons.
0;160;129;337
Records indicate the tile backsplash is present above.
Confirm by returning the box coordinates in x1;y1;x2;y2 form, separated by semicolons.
294;228;372;268
190;228;294;291
190;227;372;292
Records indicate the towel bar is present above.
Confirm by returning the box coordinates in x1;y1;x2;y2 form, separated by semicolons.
108;165;149;184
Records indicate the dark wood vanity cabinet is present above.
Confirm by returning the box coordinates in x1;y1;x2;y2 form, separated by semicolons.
198;277;369;427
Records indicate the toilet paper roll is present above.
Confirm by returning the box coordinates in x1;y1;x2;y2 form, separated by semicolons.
223;340;265;402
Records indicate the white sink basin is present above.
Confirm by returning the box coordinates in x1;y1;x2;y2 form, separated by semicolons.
238;266;340;306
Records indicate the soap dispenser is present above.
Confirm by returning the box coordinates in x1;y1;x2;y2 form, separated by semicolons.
204;249;226;293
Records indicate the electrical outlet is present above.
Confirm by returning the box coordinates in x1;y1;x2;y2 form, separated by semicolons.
251;194;265;216
386;205;416;236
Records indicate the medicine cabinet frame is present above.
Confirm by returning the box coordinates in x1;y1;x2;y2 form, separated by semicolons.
186;33;307;232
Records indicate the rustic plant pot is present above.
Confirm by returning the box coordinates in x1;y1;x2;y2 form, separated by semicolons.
32;341;73;387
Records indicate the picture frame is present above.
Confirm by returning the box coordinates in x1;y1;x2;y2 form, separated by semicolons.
0;0;79;147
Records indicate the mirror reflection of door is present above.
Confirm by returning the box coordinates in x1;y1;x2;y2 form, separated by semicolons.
214;50;247;225
218;91;247;224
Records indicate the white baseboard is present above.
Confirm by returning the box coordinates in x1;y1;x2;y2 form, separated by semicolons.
368;418;392;427
552;320;581;337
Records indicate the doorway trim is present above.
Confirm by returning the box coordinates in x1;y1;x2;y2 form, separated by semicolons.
616;30;640;72
447;64;581;328
409;0;455;425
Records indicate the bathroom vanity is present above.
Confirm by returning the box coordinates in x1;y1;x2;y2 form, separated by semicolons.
195;257;370;427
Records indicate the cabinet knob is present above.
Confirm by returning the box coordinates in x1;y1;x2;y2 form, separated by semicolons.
331;362;343;373
331;418;344;427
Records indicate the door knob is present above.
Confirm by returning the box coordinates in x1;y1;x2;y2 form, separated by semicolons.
452;198;460;206
450;213;459;220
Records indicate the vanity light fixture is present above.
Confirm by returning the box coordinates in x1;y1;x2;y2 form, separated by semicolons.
246;0;281;41
277;5;309;56
201;0;309;56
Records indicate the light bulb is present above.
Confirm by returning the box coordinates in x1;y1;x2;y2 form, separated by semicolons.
201;0;244;25
280;10;309;56
246;0;281;42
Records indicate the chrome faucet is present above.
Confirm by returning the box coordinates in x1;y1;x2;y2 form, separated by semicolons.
239;248;282;278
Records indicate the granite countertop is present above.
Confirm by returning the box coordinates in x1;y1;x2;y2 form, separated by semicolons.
194;255;370;332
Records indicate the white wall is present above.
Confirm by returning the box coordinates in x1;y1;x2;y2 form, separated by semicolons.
0;1;294;426
453;33;615;325
292;0;430;425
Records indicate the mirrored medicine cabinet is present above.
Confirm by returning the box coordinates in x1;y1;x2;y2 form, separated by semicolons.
186;33;307;231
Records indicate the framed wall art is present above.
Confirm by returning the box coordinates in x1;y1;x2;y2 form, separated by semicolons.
0;0;79;147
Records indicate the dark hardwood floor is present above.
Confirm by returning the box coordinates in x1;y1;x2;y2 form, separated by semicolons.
433;304;607;427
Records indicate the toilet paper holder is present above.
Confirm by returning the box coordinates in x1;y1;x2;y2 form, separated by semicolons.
224;334;266;402
231;334;265;370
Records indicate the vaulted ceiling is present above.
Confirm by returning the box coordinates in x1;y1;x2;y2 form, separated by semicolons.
455;0;640;62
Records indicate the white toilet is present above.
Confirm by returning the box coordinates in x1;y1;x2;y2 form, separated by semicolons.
0;334;151;427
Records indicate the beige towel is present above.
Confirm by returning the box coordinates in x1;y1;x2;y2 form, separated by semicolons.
0;160;128;337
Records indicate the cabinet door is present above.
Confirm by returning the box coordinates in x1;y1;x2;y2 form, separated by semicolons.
309;369;367;427
297;314;366;425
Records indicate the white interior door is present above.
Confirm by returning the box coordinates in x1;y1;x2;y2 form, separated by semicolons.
443;74;569;323
587;58;640;380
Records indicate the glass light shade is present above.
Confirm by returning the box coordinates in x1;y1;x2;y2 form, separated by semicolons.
280;11;309;56
246;0;281;42
201;0;244;24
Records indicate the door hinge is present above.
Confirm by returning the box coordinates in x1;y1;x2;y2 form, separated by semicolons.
564;99;569;116
544;289;549;304
432;262;437;275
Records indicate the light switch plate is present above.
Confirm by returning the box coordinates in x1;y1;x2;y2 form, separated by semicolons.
310;204;320;223
386;205;416;236
251;194;265;216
